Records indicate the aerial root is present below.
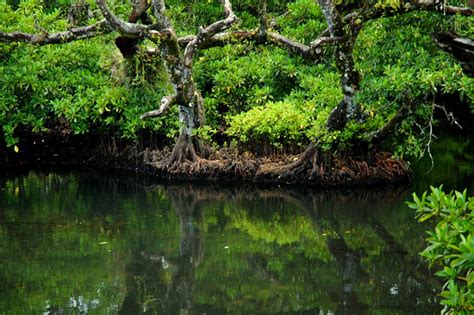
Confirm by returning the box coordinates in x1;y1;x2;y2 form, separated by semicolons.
254;143;410;185
146;139;410;184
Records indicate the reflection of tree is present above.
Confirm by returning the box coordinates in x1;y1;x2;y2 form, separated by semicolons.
1;172;445;313
0;173;128;313
324;204;368;314
298;188;441;312
156;184;440;313
119;186;203;314
166;186;203;313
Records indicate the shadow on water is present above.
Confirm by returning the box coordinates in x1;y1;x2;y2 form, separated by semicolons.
0;133;473;314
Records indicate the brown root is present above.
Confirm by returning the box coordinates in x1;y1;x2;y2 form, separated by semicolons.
255;141;411;185
143;139;410;186
169;134;199;165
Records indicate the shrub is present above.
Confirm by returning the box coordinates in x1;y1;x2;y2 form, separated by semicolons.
226;101;309;153
408;186;474;314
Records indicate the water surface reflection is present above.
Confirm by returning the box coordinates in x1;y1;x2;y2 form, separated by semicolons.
1;134;473;314
0;173;440;314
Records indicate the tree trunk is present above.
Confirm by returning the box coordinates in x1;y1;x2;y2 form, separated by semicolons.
319;0;361;130
168;104;202;164
141;0;236;165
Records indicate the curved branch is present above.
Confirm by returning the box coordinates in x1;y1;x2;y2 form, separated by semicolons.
177;29;345;61
183;0;237;66
178;31;255;49
140;94;177;119
310;36;345;49
370;104;411;144
413;2;473;15
266;32;313;57
349;1;472;27
95;0;152;37
177;30;322;60
175;0;345;60
318;0;360;130
151;0;172;29
201;0;237;39
0;20;110;45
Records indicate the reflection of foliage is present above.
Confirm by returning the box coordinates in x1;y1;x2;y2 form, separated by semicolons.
0;231;127;313
0;171;456;313
226;204;331;262
0;171;178;313
340;224;386;258
193;231;340;313
409;187;474;314
0;196;128;313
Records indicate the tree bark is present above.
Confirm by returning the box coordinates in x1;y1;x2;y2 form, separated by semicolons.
140;0;237;164
318;0;360;130
0;20;110;45
114;0;152;59
432;32;474;77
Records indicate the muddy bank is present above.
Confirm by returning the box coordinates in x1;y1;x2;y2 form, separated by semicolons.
1;130;411;186
143;147;411;186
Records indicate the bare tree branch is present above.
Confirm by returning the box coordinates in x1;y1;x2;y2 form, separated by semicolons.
310;35;345;50
258;0;268;39
266;31;313;57
177;29;343;60
370;104;411;144
317;0;360;130
413;2;473;15
348;1;473;27
177;22;347;60
200;0;237;39
314;2;472;40
174;0;345;60
148;0;182;58
0;20;110;45
434;104;462;129
140;94;178;119
183;0;237;66
95;0;153;37
139;1;183;123
177;31;255;49
129;0;152;24
151;0;172;29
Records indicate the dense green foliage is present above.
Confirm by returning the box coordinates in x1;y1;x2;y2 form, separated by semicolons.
409;187;474;314
0;0;178;148
1;0;473;158
199;1;473;156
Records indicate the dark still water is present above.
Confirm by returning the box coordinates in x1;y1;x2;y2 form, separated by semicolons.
0;135;473;314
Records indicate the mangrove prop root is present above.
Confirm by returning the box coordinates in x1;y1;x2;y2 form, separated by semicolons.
145;141;410;185
253;144;411;185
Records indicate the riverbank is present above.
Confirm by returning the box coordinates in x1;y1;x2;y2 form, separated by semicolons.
1;129;411;186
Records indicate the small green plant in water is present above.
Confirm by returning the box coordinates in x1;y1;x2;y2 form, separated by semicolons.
408;186;474;314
